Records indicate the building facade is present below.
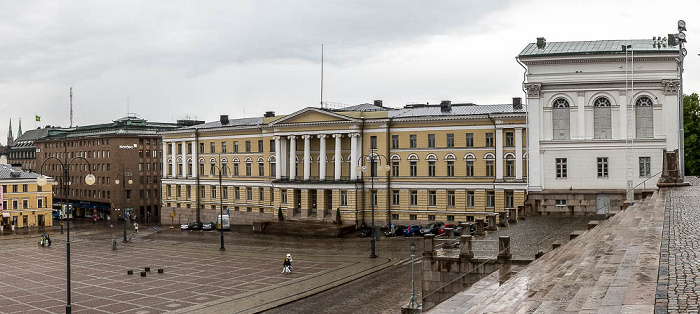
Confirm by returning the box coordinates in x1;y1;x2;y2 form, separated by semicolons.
35;116;181;222
161;100;527;226
7;128;53;171
519;38;680;214
0;164;54;229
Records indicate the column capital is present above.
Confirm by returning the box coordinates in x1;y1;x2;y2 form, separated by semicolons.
302;135;312;140
318;134;328;139
332;133;343;139
287;135;296;140
273;135;281;140
349;133;361;138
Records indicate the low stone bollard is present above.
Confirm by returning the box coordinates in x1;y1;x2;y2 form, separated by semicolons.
508;208;518;223
475;219;485;236
460;235;474;259
145;267;151;272
140;271;147;277
587;221;600;230
498;212;509;228
424;234;435;256
127;270;133;275
535;251;545;259
112;239;118;251
487;214;498;231
570;231;583;240
552;242;562;250
157;268;164;274
497;236;512;261
445;228;454;239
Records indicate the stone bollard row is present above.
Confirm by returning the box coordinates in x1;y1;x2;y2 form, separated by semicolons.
508;208;518;223
487;214;498;231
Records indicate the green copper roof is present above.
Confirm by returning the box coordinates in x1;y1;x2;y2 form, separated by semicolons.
519;39;678;57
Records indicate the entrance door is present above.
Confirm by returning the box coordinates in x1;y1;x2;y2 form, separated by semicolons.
38;215;45;226
310;190;317;214
596;194;610;215
325;190;332;216
295;190;302;215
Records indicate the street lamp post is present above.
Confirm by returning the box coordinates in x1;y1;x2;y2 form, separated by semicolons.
115;169;133;243
356;148;390;258
407;240;419;309
212;154;231;251
37;139;96;314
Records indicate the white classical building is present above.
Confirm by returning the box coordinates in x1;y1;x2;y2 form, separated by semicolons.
519;38;681;214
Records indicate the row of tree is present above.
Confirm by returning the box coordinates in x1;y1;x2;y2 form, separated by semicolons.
684;93;699;176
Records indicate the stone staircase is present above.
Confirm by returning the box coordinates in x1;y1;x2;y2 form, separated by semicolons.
428;189;666;313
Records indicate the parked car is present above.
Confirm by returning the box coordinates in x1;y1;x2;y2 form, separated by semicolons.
202;222;216;231
438;224;462;236
180;223;190;230
189;221;203;230
403;225;422;236
385;225;407;237
359;228;373;237
420;222;445;235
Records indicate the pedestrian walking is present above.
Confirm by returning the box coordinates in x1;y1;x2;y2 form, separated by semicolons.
134;222;139;233
282;253;293;273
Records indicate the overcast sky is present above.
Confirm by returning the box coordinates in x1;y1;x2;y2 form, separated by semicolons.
1;0;698;143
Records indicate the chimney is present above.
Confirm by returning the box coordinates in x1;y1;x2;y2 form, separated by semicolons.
374;100;383;107
440;100;452;112
512;97;523;110
220;115;229;125
536;37;547;49
264;111;276;118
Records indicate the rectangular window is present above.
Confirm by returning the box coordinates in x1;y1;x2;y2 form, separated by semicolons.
246;163;252;176
186;186;190;199
555;199;567;206
428;191;436;206
258;140;264;152
281;189;287;204
466;133;474;147
556;158;567;178
410;190;418;205
259;188;264;202
639;157;651;177
428;134;435;148
506;160;515;177
410;162;417;177
270;139;275;152
199;143;204;153
428;215;435;221
167;185;171;197
505;190;514;208
259;163;264;176
22;184;28;192
466;191;474;207
410;135;417;148
505;132;514;147
466;161;474;177
210;142;216;153
246;187;252;200
340;190;348;206
233;141;239;153
211;186;216;199
391;135;399;149
392;162;399;177
371;190;377;206
392;190;400;205
447;215;455;221
446;161;454;177
447;134;454;148
392;214;399;220
222;142;227;153
176;185;181;197
38;198;43;208
485;133;494;147
486;190;495;208
428;161;436;177
597;157;609;178
234;163;239;176
235;187;240;200
370;136;377;149
410;214;417;220
486;160;494;177
447;190;455;207
245;141;251;153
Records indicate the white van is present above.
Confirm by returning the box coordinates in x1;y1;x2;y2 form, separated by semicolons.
217;215;231;230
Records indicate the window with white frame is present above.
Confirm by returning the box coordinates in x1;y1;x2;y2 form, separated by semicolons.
639;157;651;177
428;190;436;206
467;190;474;207
552;98;571;140
392;190;400;205
447;190;455;207
556;158;567;178
410;190;418;205
636;96;654;138
594;97;612;139
505;190;514;208
340;190;347;206
486;190;495;207
597;157;609;178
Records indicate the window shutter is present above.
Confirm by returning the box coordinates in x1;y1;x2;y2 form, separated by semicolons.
594;107;611;139
553;108;570;140
636;106;653;138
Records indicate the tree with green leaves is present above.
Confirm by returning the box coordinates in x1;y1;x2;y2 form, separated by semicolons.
684;93;700;176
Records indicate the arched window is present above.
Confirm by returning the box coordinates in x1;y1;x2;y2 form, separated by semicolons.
635;96;654;138
594;97;612;139
552;98;570;140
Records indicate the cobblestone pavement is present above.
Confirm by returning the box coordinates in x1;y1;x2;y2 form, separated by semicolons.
658;177;700;313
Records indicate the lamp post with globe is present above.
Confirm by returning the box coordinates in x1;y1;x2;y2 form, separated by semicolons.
356;148;390;258
37;153;96;314
114;168;133;243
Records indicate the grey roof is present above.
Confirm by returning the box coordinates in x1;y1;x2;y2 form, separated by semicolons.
184;117;263;129
519;39;678;57
0;164;40;180
336;103;392;112
389;104;525;118
12;128;51;147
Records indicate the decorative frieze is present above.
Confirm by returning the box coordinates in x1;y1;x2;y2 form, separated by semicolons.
524;83;541;98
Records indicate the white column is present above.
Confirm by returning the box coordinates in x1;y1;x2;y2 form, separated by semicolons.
170;143;177;179
275;136;282;179
334;134;342;180
515;128;523;180
181;141;187;178
577;93;586;139
303;135;311;180
280;137;288;177
350;133;359;179
318;134;327;181
495;128;504;180
620;93;628;140
527;97;542;191
162;141;168;178
191;141;198;178
288;136;296;180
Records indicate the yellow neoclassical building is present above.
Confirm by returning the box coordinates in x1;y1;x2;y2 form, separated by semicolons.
160;99;527;226
0;164;54;229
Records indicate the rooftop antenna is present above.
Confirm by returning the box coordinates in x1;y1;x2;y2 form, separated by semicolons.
127;97;130;117
69;87;73;127
320;44;324;108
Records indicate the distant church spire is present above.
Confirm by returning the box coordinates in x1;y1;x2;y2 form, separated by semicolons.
17;118;22;138
7;118;13;146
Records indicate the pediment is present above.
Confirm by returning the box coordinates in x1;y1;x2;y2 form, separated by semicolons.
270;107;356;125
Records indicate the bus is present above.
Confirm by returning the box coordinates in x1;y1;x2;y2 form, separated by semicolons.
217;215;231;230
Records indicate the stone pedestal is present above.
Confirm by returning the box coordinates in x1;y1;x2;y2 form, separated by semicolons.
498;212;508;227
459;235;474;259
508;208;517;223
497;236;512;260
475;219;485;236
487;214;498;231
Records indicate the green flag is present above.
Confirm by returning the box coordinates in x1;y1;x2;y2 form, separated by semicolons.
35;115;41;122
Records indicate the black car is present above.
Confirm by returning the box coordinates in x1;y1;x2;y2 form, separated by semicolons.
202;222;216;231
189;222;203;230
419;222;445;235
385;225;407;237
